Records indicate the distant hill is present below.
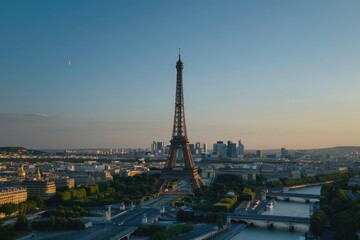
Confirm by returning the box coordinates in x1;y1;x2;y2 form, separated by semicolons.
0;147;45;155
246;146;360;154
312;146;360;153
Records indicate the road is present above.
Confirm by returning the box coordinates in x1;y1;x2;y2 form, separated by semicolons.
19;196;180;240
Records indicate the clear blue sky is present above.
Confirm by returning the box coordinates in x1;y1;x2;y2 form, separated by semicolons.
1;1;360;149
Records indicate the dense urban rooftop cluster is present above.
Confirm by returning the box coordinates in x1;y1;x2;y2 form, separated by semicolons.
0;146;359;207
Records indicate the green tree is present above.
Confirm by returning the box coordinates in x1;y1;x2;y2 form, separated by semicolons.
331;197;343;212
98;182;109;192
27;200;37;211
0;203;18;216
61;191;72;201
67;218;85;230
18;202;28;214
335;216;357;240
54;217;67;230
30;196;45;208
216;212;227;229
310;210;327;238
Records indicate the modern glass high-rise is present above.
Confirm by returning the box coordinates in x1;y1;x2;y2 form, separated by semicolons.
227;140;237;158
238;140;244;156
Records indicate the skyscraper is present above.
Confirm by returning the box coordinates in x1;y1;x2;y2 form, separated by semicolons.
151;141;156;153
281;148;288;158
203;143;207;154
189;144;196;155
157;142;164;152
214;141;226;158
238;140;244;156
256;150;262;158
227;141;237;158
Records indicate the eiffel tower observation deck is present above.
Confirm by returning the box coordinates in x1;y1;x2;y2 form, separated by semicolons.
156;50;204;192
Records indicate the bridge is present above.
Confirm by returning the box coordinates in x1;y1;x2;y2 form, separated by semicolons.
229;214;310;224
123;207;161;226
268;192;320;200
108;227;137;240
229;213;310;231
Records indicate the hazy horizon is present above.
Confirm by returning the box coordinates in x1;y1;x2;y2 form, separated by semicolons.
3;145;360;152
1;1;360;149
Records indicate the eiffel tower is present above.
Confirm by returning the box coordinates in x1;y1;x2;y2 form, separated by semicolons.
157;50;204;191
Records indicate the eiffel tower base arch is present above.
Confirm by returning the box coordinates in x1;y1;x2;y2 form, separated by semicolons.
156;167;203;192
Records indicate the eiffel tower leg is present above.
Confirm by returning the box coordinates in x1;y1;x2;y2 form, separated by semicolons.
156;176;169;192
191;170;204;189
161;179;171;191
182;145;194;168
167;148;177;168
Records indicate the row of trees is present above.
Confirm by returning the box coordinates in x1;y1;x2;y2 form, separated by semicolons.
176;210;227;228
44;205;89;218
209;174;246;196
49;182;110;205
322;182;360;240
309;210;327;238
267;172;356;188
213;194;238;212
53;188;87;202
110;174;158;204
5;206;88;236
310;182;360;239
149;223;193;240
49;174;159;207
177;174;258;213
320;183;351;214
60;188;87;201
332;207;360;240
32;216;85;231
241;187;256;201
0;196;44;217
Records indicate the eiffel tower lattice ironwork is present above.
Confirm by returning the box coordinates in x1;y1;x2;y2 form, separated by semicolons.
156;50;204;191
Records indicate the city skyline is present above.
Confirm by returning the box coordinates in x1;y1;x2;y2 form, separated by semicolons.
1;1;360;149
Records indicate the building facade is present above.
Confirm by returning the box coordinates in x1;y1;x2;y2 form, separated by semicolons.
227;141;237;158
238;140;244;156
213;141;227;158
22;180;56;199
281;148;288;158
0;187;27;205
55;178;75;189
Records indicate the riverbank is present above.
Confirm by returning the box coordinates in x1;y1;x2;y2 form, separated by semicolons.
287;181;332;190
228;185;322;239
